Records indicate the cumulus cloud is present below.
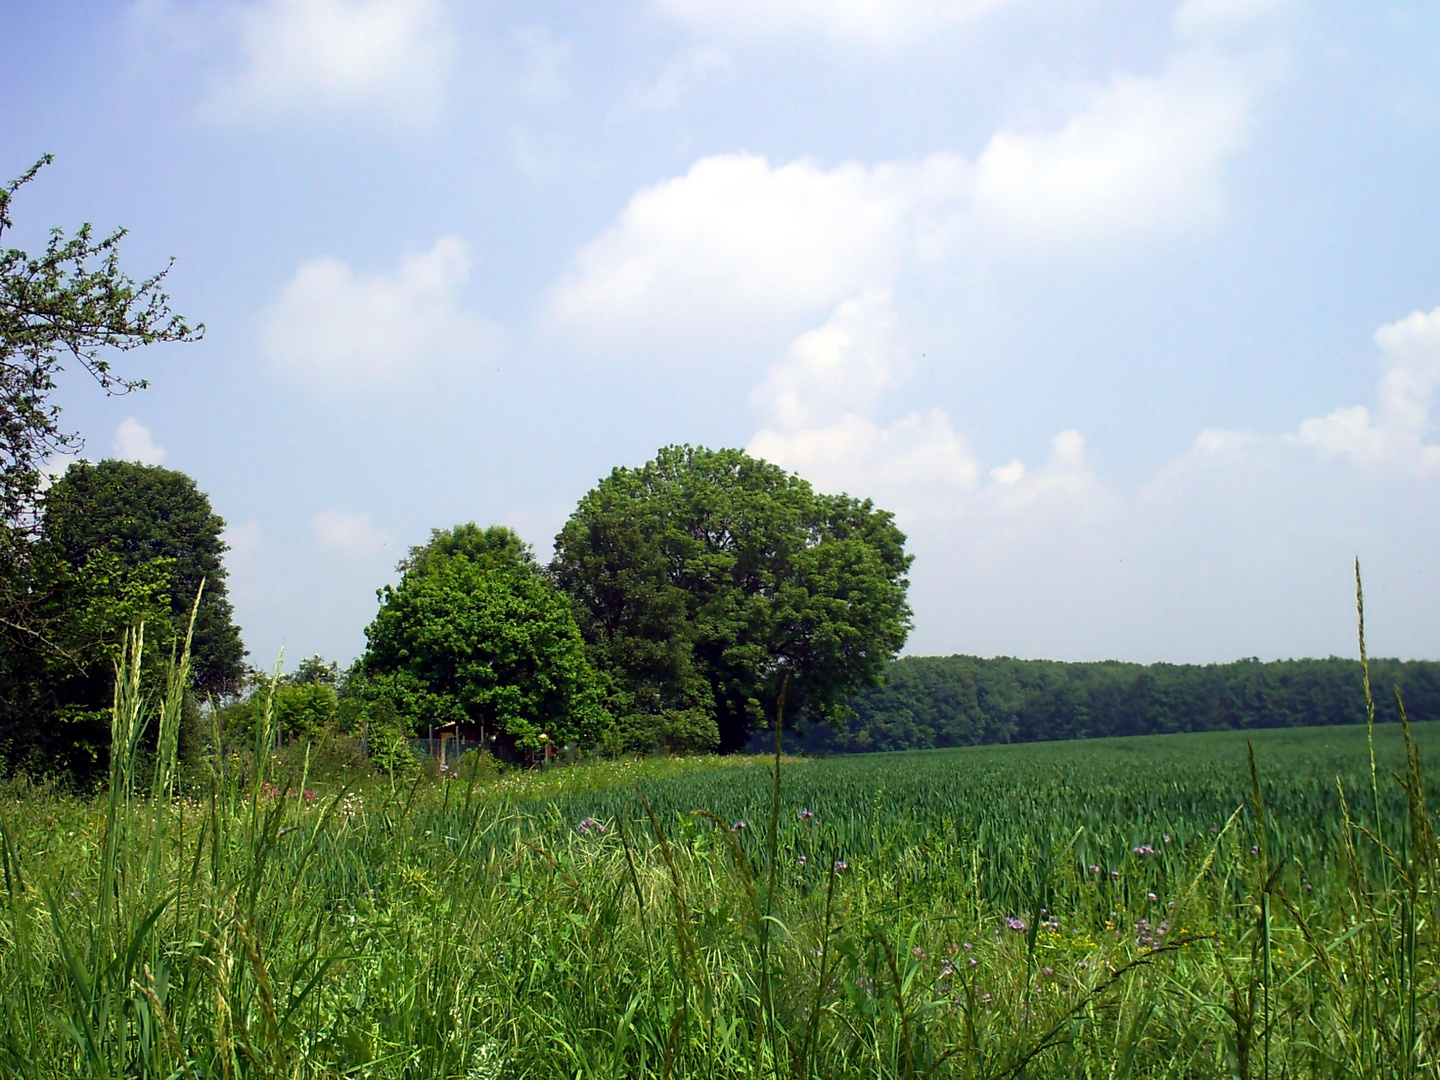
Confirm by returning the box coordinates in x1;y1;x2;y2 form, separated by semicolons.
553;26;1268;348
551;153;954;344
965;53;1257;249
311;510;393;556
138;0;454;121
263;236;502;387
113;418;167;465
1288;307;1440;474
652;0;1012;46
743;292;1106;525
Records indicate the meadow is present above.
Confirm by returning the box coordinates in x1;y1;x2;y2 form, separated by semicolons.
0;637;1437;1077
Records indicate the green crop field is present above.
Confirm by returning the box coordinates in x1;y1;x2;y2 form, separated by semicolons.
1;652;1437;1079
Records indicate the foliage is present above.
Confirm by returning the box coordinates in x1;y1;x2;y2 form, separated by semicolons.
0;157;202;781
37;459;244;695
0;547;171;777
0;155;200;533
362;523;608;755
1;651;1437;1076
821;653;1440;752
0;462;242;780
552;445;913;753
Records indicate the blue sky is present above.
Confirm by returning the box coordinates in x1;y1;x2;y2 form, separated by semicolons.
4;0;1440;669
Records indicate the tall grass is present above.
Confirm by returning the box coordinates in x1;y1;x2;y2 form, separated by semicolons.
0;586;1437;1076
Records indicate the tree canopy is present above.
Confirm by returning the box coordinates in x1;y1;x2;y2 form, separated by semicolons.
38;460;244;695
361;524;606;756
552;445;913;752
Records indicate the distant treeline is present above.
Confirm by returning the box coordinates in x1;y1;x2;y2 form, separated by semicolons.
806;655;1440;753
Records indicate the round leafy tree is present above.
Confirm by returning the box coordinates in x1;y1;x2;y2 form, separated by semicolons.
551;445;914;753
361;524;607;756
38;459;245;695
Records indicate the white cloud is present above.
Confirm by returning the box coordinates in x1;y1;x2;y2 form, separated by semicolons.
652;0;1012;46
554;31;1266;347
744;293;1107;524
747;292;978;513
966;52;1257;248
1289;306;1440;474
311;510;393;556
139;0;454;120
263;236;502;387
624;46;734;112
551;153;952;344
750;290;903;429
113;418;167;465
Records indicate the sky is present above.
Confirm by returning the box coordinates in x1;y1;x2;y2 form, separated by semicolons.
3;0;1440;670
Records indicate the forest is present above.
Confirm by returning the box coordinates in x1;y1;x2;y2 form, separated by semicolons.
809;653;1440;752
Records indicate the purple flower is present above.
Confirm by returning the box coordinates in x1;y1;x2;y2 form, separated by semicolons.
1111;870;1120;879
1089;865;1102;875
982;992;993;1003
797;808;815;821
834;860;849;872
1250;845;1260;857
968;956;978;968
439;763;449;773
1040;966;1053;977
913;947;927;959
1006;917;1028;933
1147;892;1158;902
1132;844;1155;856
578;817;606;836
963;941;972;950
732;820;748;832
796;855;807;867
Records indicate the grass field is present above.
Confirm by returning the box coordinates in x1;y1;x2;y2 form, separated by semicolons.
1;644;1437;1077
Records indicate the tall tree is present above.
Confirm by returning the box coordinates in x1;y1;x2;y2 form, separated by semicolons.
37;460;244;696
361;524;608;757
0;155;200;700
0;155;199;535
552;445;914;753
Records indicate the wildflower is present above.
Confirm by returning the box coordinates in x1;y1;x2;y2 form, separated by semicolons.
913;947;927;959
578;817;606;836
1147;892;1158;902
303;788;317;804
1250;845;1260;857
968;956;978;967
797;808;815;821
941;961;954;977
1041;966;1053;977
1163;833;1171;844
982;993;993;1003
1006;917;1028;933
732;820;747;832
1089;865;1101;875
1110;870;1120;879
834;860;849;872
796;855;807;867
1132;844;1155;856
963;941;972;950
947;942;960;955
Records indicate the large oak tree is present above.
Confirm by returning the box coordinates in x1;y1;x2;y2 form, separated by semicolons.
551;445;913;753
